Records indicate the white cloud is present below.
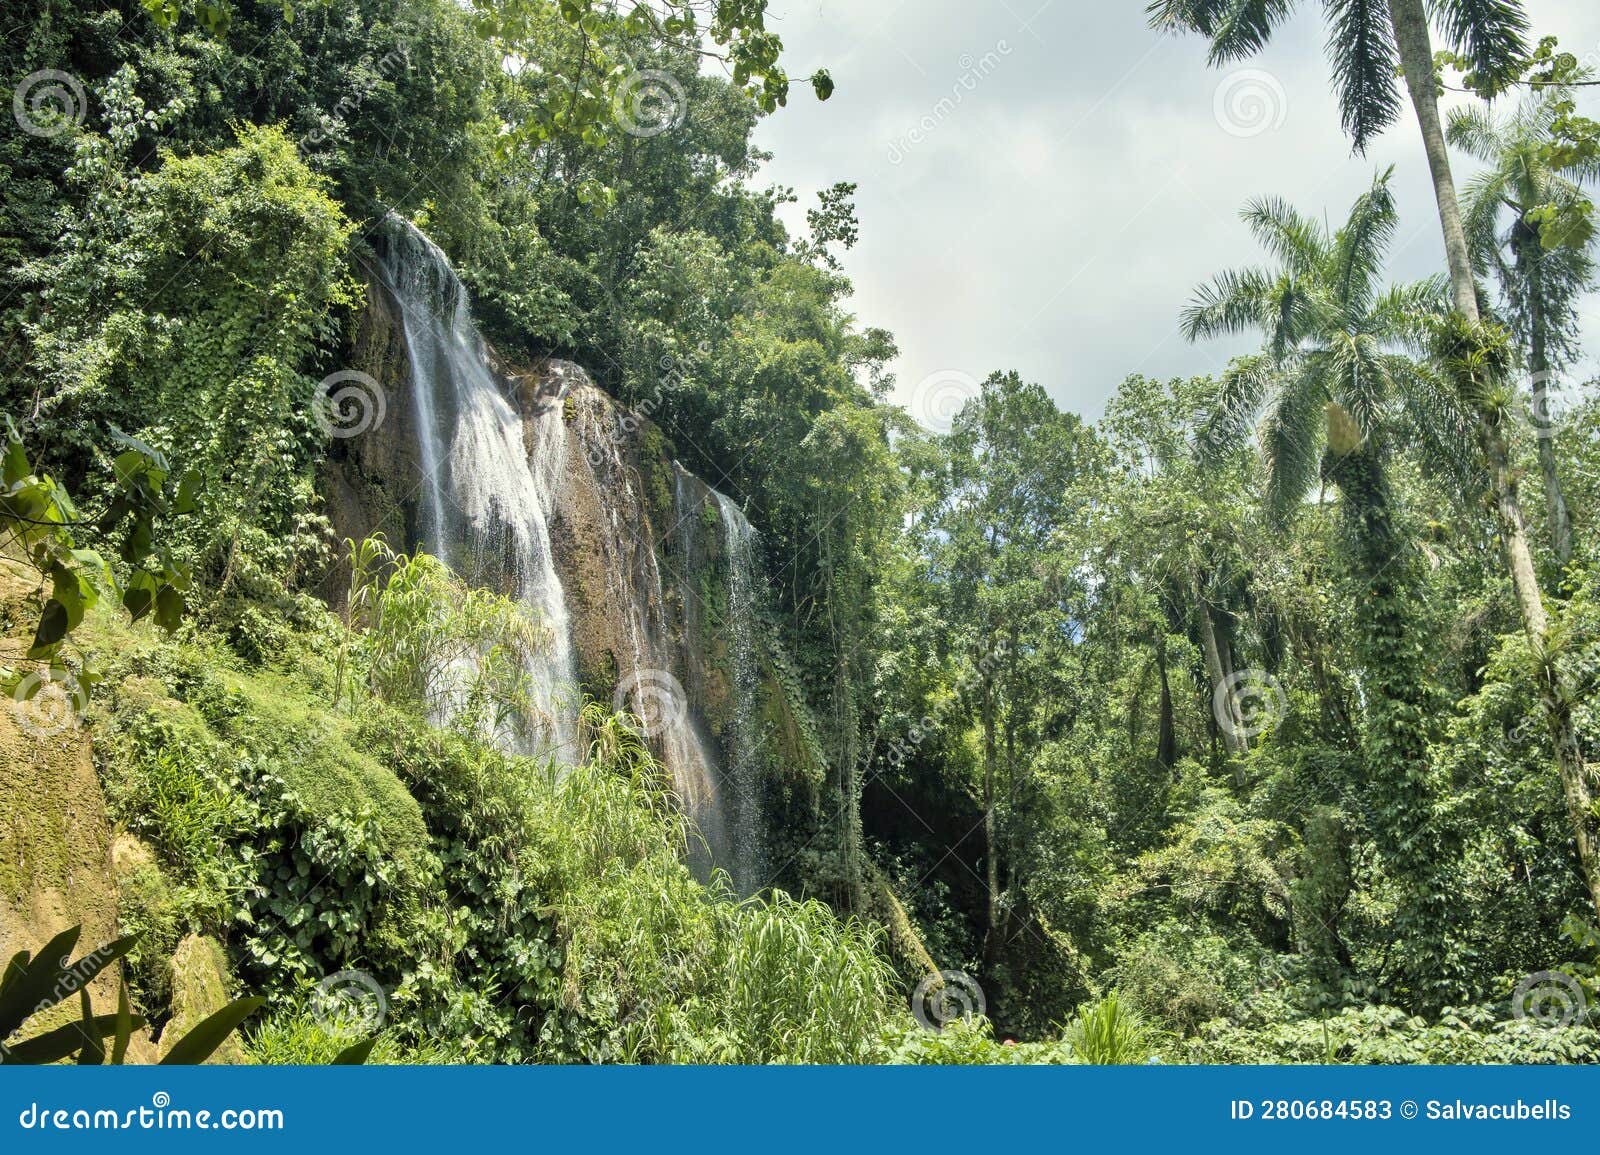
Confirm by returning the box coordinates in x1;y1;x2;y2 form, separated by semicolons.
754;0;1600;416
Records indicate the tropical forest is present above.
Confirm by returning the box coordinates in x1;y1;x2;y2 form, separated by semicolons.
4;0;1600;1069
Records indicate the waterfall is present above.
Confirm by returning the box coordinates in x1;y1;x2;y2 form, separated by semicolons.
375;216;577;757
671;465;767;893
713;489;768;895
369;216;767;883
572;406;730;876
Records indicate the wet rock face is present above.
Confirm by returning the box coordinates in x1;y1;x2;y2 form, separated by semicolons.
0;569;122;1023
323;229;823;891
319;266;429;603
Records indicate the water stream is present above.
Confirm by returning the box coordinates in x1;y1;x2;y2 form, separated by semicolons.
376;216;576;757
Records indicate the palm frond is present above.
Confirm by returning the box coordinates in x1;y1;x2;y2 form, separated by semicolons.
1329;169;1397;323
1241;195;1329;274
1444;104;1503;162
1200;353;1283;456
1436;0;1529;89
1330;331;1395;438
1180;266;1280;340
1260;364;1328;526
1323;0;1402;151
1456;167;1511;275
1145;0;1232;34
1390;356;1486;501
1206;0;1300;62
1368;275;1449;349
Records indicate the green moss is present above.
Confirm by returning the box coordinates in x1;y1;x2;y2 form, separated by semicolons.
163;934;250;1064
637;423;676;526
208;670;429;859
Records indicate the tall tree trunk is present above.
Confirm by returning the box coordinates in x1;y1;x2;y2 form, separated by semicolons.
1389;0;1477;319
1196;578;1245;757
1390;0;1600;924
981;670;1002;960
1523;241;1574;569
1156;632;1178;772
1326;407;1461;1007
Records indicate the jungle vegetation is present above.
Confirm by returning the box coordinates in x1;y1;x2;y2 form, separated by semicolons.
2;0;1600;1064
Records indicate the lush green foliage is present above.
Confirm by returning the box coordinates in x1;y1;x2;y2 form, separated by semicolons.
6;0;1600;1068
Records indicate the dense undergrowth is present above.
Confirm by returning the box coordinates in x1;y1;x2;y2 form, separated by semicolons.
5;0;1600;1067
59;571;1596;1065
81;572;905;1064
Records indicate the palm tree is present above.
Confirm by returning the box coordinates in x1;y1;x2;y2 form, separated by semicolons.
1154;0;1600;929
1184;170;1450;522
1449;93;1597;570
1148;0;1526;318
1185;175;1465;1002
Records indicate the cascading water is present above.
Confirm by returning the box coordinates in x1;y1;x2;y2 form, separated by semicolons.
713;489;768;894
368;216;767;882
573;414;731;875
375;216;577;757
669;465;768;893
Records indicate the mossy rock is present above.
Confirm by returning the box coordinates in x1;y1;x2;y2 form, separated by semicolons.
159;934;251;1064
212;670;430;861
111;834;183;1015
112;661;429;865
0;690;121;1011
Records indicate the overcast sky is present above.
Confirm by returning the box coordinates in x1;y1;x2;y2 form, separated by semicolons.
749;0;1600;425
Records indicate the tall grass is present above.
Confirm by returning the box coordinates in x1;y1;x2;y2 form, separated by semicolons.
1063;990;1164;1064
528;714;897;1063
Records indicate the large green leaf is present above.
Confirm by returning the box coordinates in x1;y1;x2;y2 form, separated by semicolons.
1;1013;144;1065
76;990;105;1066
0;927;80;1036
158;996;264;1065
331;1037;377;1065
